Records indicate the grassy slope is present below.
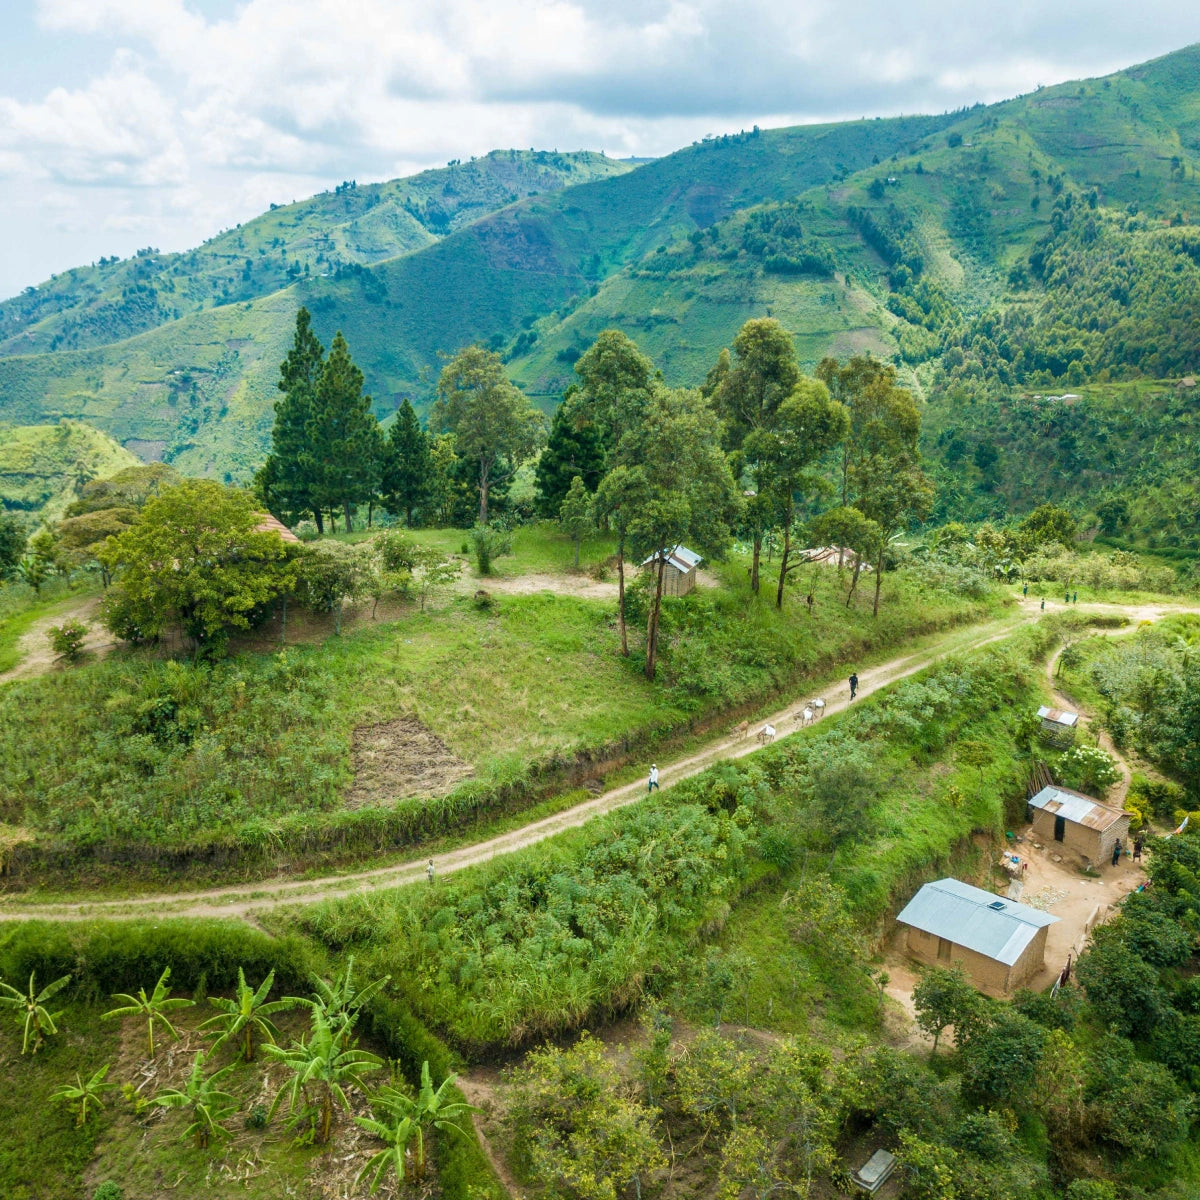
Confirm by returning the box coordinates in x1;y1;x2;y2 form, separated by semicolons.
0;150;630;357
0;523;991;858
0;422;139;523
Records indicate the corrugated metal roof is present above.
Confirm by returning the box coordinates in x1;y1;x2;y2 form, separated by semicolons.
1037;706;1079;728
896;877;1058;966
1028;785;1127;832
254;513;301;544
641;545;701;572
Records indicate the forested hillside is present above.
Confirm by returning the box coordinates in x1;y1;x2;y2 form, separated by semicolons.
2;45;1200;520
0;151;628;357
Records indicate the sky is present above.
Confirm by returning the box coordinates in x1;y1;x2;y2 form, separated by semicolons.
2;0;1200;300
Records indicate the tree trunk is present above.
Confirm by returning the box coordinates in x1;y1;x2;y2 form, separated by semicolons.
479;458;490;525
644;558;666;680
846;558;862;607
335;601;343;636
775;503;793;609
872;543;885;617
329;511;338;534
244;1024;254;1061
751;534;762;593
574;538;580;569
314;509;324;535
616;539;629;657
343;500;353;532
280;595;287;644
367;499;374;528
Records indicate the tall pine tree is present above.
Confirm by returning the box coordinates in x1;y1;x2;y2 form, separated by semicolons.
535;393;604;518
308;332;384;532
258;307;325;530
380;398;432;526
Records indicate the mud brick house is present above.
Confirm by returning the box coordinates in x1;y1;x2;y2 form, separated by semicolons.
1027;784;1130;868
896;877;1058;995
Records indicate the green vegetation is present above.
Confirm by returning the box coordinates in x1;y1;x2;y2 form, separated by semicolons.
0;421;139;525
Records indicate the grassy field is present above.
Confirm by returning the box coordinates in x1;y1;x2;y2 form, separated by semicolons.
0;524;994;875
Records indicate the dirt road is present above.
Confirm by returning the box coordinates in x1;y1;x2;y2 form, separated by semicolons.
2;597;1193;925
0;594;114;683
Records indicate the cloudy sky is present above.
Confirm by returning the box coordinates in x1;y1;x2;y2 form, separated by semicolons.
3;0;1200;300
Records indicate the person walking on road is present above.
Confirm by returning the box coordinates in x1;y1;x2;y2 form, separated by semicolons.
1022;582;1028;597
1040;598;1045;611
648;764;660;793
849;672;859;701
1133;834;1144;862
426;859;435;883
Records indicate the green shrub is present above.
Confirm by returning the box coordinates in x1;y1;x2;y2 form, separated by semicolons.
93;1184;123;1200
47;619;89;663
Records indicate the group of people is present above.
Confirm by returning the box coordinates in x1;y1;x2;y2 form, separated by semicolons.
1022;583;1078;606
1111;834;1146;867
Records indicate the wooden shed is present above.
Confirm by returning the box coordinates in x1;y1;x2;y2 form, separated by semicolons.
1037;705;1079;745
896;878;1058;995
641;545;702;596
1027;784;1129;868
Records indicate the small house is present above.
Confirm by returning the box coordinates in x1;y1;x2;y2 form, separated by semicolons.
254;513;301;544
641;545;701;596
896;877;1058;995
1027;784;1130;868
1037;705;1078;745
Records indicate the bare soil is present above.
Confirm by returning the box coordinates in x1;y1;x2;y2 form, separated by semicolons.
0;594;115;683
346;716;473;807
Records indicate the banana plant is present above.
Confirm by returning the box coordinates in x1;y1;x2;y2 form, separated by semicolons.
286;956;390;1036
354;1107;417;1193
372;1060;476;1181
262;1009;383;1144
0;971;71;1054
199;968;294;1061
102;967;194;1059
52;1063;115;1126
153;1051;238;1149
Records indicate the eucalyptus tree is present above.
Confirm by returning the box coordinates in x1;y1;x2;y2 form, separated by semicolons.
432;345;545;524
102;967;194;1059
742;378;849;609
711;318;803;593
0;971;70;1054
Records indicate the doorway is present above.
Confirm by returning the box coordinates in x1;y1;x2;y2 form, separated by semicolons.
1054;815;1066;842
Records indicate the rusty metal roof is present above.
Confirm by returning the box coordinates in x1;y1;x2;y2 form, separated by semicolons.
1037;706;1079;727
1028;785;1127;832
641;545;701;573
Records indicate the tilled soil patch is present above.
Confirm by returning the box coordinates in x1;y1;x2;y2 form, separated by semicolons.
346;715;473;807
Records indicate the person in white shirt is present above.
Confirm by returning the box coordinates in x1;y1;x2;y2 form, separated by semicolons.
648;764;660;793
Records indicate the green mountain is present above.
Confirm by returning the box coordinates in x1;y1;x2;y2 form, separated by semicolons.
0;421;140;524
0;150;628;358
2;45;1200;494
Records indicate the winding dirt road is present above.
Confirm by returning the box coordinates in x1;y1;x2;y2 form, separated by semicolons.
2;598;1194;925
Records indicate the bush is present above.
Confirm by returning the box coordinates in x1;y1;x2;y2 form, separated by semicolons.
93;1184;123;1200
1056;744;1122;798
245;1104;269;1129
47;619;89;663
470;523;512;575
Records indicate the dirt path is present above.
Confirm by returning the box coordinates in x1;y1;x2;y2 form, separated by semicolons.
0;610;1034;923
0;594;114;683
5;596;1196;925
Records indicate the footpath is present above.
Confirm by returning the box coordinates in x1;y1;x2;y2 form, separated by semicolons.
2;598;1193;925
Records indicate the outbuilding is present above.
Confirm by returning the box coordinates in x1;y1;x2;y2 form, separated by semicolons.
641;545;702;596
1037;705;1079;745
896;877;1058;995
1027;784;1129;868
254;513;301;544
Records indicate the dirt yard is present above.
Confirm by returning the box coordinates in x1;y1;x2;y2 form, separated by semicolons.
345;715;474;807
